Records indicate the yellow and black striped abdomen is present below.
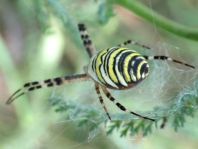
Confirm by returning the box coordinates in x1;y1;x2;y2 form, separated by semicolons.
88;47;149;89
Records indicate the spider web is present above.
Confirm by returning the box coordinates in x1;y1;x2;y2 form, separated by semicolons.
45;0;198;148
46;44;197;148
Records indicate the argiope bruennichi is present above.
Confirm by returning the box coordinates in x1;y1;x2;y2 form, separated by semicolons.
6;23;195;122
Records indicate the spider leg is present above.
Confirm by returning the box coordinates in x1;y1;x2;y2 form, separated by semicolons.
143;55;195;69
117;39;151;50
101;87;155;122
6;74;89;104
78;23;96;57
118;40;195;69
95;83;111;120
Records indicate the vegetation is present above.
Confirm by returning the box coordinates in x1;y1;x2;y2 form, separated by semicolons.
0;0;197;148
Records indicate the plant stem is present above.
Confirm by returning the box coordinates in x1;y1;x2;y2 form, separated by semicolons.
112;0;198;41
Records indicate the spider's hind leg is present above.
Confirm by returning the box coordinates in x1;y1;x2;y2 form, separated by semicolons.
143;55;195;69
95;83;111;120
101;87;155;122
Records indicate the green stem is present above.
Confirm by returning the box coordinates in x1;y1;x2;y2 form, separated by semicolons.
112;0;198;41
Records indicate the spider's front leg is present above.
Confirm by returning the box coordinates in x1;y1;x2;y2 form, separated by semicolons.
118;39;152;50
78;23;96;58
6;74;89;104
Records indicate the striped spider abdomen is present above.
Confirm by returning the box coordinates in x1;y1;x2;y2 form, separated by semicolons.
88;47;149;90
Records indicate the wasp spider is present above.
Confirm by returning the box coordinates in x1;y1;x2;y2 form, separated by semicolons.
6;23;195;122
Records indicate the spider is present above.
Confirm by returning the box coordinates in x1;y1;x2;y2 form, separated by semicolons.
6;23;195;122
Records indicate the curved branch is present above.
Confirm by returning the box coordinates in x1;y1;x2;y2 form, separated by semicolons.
112;0;198;41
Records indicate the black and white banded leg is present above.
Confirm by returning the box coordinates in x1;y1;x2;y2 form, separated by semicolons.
118;39;195;69
118;39;152;50
143;55;195;69
78;23;96;57
6;74;89;104
95;84;111;120
101;87;155;121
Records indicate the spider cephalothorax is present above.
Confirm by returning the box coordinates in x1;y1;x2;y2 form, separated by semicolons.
6;23;195;122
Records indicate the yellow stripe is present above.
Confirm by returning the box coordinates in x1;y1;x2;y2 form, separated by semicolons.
124;53;140;82
95;49;108;83
108;48;127;83
137;60;147;79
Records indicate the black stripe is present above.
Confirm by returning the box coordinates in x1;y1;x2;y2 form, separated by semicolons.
54;77;63;85
123;40;132;45
154;56;167;60
99;96;104;103
28;87;35;91
78;23;86;31
81;35;85;39
106;92;111;98
143;55;148;59
114;51;132;85
127;55;139;82
140;63;148;76
116;102;126;111
91;57;96;72
81;34;89;39
104;48;117;74
105;92;115;102
47;83;53;87
83;40;88;45
44;79;52;83
95;50;109;84
98;64;106;85
91;58;94;72
36;85;42;89
24;83;31;87
105;47;121;83
133;57;144;79
84;35;89;39
110;97;115;102
93;57;97;72
83;40;92;46
32;81;39;85
95;85;99;92
118;51;134;82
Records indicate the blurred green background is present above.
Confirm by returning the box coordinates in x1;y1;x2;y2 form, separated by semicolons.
0;0;198;149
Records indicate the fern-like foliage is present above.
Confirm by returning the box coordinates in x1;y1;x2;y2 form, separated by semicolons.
46;0;198;137
49;81;198;137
